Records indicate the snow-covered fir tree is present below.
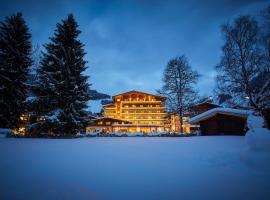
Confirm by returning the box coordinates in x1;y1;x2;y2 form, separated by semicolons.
0;13;32;128
30;14;90;135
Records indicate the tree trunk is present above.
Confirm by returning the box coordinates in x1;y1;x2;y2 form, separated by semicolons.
178;110;183;133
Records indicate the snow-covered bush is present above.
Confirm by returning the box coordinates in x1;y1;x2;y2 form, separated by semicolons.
83;131;198;137
160;132;169;136
85;132;99;137
127;132;144;137
148;132;161;137
0;128;12;137
114;132;127;137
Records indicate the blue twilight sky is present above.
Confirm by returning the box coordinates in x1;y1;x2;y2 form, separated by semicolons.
0;0;269;112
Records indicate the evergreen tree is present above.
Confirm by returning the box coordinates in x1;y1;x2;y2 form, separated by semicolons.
30;14;90;135
0;13;32;128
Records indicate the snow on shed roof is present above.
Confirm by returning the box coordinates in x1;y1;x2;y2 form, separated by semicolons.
189;108;252;124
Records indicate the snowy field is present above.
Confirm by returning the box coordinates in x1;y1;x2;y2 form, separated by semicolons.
0;136;270;200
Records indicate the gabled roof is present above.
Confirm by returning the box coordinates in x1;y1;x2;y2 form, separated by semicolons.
89;115;99;119
103;103;115;107
112;90;166;99
189;108;252;124
191;101;220;108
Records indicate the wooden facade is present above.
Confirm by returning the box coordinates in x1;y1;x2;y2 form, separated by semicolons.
101;90;167;133
190;102;220;117
189;108;250;136
199;114;247;136
86;117;132;133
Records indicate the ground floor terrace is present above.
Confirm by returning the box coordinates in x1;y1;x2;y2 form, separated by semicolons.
86;124;164;133
0;136;269;200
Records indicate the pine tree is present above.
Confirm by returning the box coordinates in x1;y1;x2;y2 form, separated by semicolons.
0;13;32;128
30;14;90;135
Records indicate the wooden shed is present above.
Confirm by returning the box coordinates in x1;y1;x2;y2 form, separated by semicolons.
189;108;251;136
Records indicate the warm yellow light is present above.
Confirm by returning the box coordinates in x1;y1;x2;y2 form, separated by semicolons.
13;127;26;135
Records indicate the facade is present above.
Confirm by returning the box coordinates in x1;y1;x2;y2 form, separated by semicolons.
164;113;180;132
189;102;220;117
164;113;195;133
13;114;29;135
189;108;251;135
86;117;132;133
98;90;167;133
198;114;247;135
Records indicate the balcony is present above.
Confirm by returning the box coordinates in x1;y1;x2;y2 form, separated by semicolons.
122;100;162;104
123;118;165;121
122;112;167;115
104;107;115;110
122;107;165;110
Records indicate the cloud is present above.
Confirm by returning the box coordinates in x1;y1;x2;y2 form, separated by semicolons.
1;0;269;112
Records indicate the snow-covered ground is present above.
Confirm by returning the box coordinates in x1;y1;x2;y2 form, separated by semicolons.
0;136;270;200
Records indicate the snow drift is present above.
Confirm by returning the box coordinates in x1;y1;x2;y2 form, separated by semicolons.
244;113;270;169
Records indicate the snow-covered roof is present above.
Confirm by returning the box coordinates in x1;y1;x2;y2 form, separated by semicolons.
89;115;99;119
189;108;252;124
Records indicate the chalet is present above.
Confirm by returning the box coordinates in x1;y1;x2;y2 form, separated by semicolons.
87;90;167;133
189;108;251;136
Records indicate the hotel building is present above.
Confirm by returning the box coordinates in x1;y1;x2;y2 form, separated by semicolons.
87;90;167;133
